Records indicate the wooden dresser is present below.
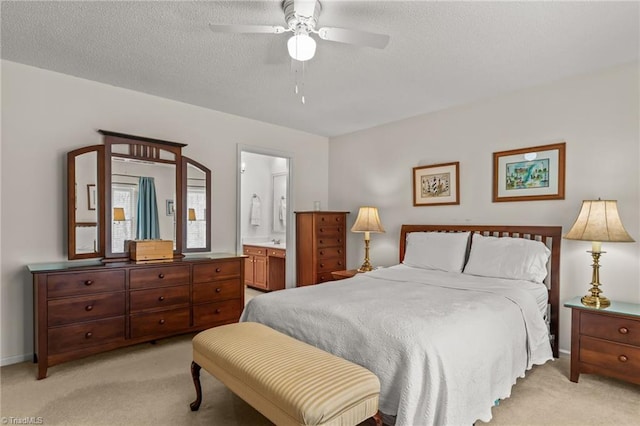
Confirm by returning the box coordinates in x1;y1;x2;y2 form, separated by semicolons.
565;297;640;385
29;254;244;379
295;211;349;286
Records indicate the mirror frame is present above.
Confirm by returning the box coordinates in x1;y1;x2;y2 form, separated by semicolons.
182;157;212;253
67;145;105;259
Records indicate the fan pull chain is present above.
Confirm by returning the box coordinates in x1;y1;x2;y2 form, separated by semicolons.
291;59;307;105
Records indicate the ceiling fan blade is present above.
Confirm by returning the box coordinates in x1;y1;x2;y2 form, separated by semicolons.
209;24;287;34
317;27;390;49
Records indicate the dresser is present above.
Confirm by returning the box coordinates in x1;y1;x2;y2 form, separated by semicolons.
29;254;244;379
565;297;640;385
295;211;349;286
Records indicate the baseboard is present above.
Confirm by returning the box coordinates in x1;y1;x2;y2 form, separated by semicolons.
1;353;32;366
558;348;570;357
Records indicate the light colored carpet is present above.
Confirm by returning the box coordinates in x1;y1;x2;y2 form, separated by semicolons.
1;334;638;426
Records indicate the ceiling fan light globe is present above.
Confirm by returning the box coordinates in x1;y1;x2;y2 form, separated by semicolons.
287;33;316;61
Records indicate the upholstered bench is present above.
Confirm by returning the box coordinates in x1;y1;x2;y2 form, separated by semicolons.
190;322;382;426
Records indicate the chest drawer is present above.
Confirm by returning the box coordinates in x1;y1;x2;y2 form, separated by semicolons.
130;307;190;339
315;272;335;284
580;335;640;378
48;292;125;326
315;213;346;226
193;299;242;327
316;237;345;248
193;260;241;283
129;265;190;289
47;270;125;298
318;247;344;259
193;279;241;304
130;285;190;313
316;257;346;272
48;317;125;355
580;312;640;346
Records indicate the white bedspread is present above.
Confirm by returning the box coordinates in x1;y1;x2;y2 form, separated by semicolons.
240;264;553;426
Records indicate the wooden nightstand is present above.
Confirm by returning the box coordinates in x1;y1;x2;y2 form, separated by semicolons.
564;297;640;385
331;269;360;281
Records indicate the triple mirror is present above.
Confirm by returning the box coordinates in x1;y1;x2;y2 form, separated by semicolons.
68;130;211;260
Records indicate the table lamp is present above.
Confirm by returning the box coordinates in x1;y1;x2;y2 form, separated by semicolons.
351;206;385;272
564;199;634;308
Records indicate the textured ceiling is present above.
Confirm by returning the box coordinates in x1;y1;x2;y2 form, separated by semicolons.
2;1;638;137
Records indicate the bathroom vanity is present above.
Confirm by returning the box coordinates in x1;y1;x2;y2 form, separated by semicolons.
243;243;286;291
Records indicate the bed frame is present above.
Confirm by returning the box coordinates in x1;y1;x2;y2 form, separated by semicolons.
399;224;561;358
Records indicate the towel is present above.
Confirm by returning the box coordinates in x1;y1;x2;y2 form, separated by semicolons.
279;198;286;226
250;196;261;226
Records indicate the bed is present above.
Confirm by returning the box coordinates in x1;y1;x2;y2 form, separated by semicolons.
241;224;561;425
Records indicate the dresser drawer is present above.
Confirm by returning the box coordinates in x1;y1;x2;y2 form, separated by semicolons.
318;247;344;259
193;279;242;304
130;285;190;313
130;307;190;339
315;213;346;225
47;270;125;298
315;226;345;237
243;246;268;257
317;257;346;272
129;265;190;289
192;299;242;327
48;317;125;355
580;335;640;378
48;292;125;326
580;312;640;346
316;237;345;248
193;260;241;283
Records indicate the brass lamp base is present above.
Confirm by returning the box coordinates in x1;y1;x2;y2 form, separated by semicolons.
581;294;610;308
358;237;374;272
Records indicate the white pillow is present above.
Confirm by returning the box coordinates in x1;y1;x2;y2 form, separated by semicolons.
463;233;551;283
403;231;470;273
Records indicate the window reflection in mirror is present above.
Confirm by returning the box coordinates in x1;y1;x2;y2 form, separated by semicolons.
186;163;207;249
74;151;99;254
111;157;176;253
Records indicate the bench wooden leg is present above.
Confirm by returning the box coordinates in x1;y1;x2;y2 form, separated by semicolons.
190;361;203;411
365;410;383;426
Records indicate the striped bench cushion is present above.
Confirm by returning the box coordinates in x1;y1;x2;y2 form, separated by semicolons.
193;322;380;426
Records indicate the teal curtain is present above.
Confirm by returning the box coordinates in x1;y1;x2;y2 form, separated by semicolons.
136;177;161;239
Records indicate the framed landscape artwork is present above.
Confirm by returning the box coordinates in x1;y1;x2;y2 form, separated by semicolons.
413;161;460;206
493;142;566;202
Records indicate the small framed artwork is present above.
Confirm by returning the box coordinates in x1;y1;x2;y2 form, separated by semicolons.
493;142;565;202
166;199;175;216
87;184;96;210
413;161;460;206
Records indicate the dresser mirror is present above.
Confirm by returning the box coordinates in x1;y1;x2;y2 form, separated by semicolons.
67;130;211;260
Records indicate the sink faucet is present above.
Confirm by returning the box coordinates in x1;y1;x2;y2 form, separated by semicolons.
271;239;281;244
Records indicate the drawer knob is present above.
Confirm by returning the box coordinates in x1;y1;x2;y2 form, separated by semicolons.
215;288;222;293
321;217;325;221
319;250;324;255
338;261;343;266
84;280;93;286
320;263;324;268
215;268;221;273
85;332;93;339
618;355;628;363
159;319;165;325
158;296;165;301
215;309;221;314
158;273;165;279
619;327;629;334
85;305;93;311
337;250;342;254
319;240;324;244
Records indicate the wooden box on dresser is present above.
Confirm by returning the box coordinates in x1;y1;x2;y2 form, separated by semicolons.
565;297;640;385
295;211;349;286
29;254;244;379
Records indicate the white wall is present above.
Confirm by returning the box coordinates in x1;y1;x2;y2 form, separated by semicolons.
328;63;640;354
0;60;329;364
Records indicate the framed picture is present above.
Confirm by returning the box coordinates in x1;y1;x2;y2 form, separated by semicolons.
493;142;565;202
166;199;175;216
413;161;460;206
87;184;96;210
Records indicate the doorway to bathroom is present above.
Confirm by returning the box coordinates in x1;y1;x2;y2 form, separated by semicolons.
237;146;293;290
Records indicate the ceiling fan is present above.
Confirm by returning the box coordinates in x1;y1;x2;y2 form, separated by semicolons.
209;0;390;62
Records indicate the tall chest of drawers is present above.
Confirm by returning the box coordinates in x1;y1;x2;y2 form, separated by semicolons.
565;297;640;385
29;254;244;379
295;211;349;286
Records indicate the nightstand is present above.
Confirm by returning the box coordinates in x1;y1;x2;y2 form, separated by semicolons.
564;297;640;385
331;269;360;281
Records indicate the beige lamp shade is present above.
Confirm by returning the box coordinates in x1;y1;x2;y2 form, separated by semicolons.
351;206;385;234
113;207;126;222
188;208;197;221
564;200;634;245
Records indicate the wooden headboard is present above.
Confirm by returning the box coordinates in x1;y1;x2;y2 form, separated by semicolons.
399;224;562;358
